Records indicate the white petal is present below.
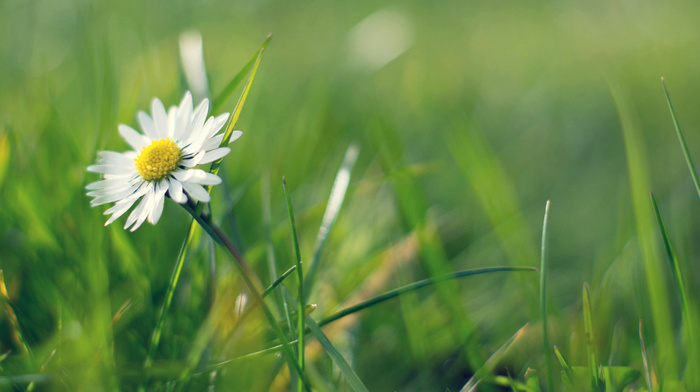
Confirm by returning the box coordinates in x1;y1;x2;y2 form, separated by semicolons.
199;147;230;164
118;124;149;150
147;180;169;224
202;134;224;150
190;99;209;135
104;198;138;226
87;165;135;175
151;98;169;139
182;181;210;202
228;130;243;144
186;170;221;186
172;169;194;182
181;151;204;167
167;177;187;204
138;111;158;140
167;106;177;138
174;92;193;140
96;152;134;169
86;178;130;190
206;113;229;139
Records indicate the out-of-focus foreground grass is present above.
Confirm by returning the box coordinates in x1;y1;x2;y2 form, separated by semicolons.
2;0;700;390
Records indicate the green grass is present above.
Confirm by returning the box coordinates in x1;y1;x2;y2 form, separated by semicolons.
3;0;700;390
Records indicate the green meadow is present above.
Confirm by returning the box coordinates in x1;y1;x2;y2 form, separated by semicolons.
2;0;700;390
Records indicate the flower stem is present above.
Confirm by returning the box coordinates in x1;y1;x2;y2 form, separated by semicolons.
180;202;312;390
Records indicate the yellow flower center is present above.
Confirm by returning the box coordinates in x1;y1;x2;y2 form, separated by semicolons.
134;138;181;182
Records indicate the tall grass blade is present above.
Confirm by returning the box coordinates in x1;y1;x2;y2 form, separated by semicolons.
0;270;34;363
539;200;554;391
651;192;700;389
306;316;370;392
459;324;529;392
212;34;272;114
661;77;700;199
305;143;360;292
609;80;678;378
582;282;599;389
283;177;306;392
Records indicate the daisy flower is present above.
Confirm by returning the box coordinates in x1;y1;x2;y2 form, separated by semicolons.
86;91;242;231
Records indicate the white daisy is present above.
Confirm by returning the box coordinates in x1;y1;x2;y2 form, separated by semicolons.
86;91;242;232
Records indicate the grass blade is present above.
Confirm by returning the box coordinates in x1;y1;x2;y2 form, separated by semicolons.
283;177;306;392
319;266;536;328
460;324;529;392
554;346;574;388
610;80;678;378
582;282;599;389
306;316;370;392
212;35;272;114
651;192;700;389
661;77;700;199
539;200;554;391
305;143;360;293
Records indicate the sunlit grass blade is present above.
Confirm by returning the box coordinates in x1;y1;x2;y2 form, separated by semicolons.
661;77;700;199
639;320;655;391
212;34;272;114
651;192;700;389
554;346;574;388
305;143;360;292
539;200;553;391
459;324;529;392
306;316;370;392
283;177;306;392
318;266;536;328
0;131;9;188
0;270;33;362
582;282;599;389
609;80;678;378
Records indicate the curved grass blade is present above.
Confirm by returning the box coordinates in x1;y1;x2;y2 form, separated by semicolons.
191;266;536;375
539;200;554;391
460;324;529;392
212;34;272;114
661;77;700;199
306;316;370;392
582;282;599;389
305;143;360;293
651;192;700;389
319;266;536;328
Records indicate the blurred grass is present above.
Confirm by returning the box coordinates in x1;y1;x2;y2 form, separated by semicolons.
3;0;700;390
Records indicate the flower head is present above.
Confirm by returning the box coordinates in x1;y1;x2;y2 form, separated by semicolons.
86;92;242;231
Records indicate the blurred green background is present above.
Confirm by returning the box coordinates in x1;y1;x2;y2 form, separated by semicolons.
2;0;700;390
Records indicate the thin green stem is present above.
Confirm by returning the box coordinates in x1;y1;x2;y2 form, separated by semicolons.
283;177;305;392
